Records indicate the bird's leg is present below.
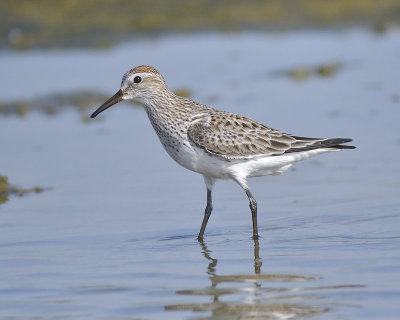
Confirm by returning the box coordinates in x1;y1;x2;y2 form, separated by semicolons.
245;188;259;240
198;176;214;240
198;189;212;240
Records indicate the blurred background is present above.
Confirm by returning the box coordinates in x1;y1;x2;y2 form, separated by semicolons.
1;1;400;319
1;0;400;50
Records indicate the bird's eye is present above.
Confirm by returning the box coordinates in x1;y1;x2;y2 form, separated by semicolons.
134;76;142;83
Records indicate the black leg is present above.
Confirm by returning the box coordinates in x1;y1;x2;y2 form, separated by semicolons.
198;188;212;240
245;188;258;240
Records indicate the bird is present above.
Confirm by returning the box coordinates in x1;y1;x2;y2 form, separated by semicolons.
91;65;355;240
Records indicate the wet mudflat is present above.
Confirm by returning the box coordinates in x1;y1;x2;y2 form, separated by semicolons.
1;29;399;319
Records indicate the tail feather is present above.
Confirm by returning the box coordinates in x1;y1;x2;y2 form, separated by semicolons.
285;137;356;153
313;138;356;150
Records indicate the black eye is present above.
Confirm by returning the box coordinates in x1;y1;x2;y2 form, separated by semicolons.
134;76;142;84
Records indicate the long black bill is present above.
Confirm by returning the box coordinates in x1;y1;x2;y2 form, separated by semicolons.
90;89;123;118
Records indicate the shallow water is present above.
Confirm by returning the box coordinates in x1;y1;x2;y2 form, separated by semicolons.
1;29;400;319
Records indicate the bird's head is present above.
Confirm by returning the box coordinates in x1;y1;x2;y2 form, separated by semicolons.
91;65;166;118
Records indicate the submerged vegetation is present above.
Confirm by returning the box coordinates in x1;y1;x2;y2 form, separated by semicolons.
1;0;399;50
0;90;110;117
0;90;112;119
0;89;192;118
271;61;343;82
0;175;46;205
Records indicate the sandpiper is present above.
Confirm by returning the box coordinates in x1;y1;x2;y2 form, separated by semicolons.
91;65;355;240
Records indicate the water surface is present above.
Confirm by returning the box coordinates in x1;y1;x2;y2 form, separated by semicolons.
1;29;399;319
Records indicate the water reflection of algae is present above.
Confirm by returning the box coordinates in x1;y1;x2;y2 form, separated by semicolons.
165;239;363;319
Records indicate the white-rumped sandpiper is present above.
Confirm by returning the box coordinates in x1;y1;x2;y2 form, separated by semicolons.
91;65;355;240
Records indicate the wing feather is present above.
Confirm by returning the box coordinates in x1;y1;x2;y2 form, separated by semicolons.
188;111;353;159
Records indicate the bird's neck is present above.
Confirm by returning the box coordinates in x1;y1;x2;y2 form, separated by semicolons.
140;89;174;112
143;90;196;119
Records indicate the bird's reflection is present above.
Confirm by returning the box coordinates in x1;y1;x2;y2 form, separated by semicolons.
165;237;330;319
253;238;262;275
199;238;262;275
198;238;218;276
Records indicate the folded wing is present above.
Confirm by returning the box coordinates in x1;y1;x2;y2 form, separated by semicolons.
188;112;355;159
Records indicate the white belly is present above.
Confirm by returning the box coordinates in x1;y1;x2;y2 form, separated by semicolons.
176;144;337;180
161;139;233;178
158;132;337;181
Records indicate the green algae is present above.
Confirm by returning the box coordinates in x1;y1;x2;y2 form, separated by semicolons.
272;61;342;82
1;0;399;50
0;88;192;118
0;90;111;118
174;88;192;99
0;175;46;205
